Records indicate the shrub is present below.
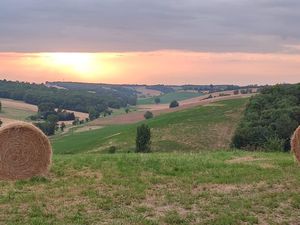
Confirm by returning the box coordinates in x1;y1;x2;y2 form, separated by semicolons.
264;136;284;152
136;124;151;153
154;97;161;104
169;100;179;108
144;111;154;119
108;146;117;154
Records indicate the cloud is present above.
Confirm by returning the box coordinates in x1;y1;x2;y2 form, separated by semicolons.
1;0;300;53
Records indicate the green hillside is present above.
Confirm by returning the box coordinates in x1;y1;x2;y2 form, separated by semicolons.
137;92;203;105
52;98;247;154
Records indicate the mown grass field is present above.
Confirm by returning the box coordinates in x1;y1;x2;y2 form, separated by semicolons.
137;92;203;105
0;151;299;225
52;98;247;154
0;106;33;121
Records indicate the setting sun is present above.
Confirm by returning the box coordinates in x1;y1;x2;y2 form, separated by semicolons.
39;53;99;78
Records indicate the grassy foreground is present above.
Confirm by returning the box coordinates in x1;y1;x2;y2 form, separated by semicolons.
53;98;247;154
0;151;299;225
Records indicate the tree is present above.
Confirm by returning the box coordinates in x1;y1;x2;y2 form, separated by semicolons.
169;100;179;108
144;111;154;119
60;122;66;132
38;102;56;113
88;107;100;121
34;122;56;136
0;119;2;127
136;124;151;152
154;97;161;104
125;108;130;114
47;114;59;124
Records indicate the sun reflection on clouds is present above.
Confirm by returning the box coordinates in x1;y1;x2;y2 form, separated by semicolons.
0;51;300;85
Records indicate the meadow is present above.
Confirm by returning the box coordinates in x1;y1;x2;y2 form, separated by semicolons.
137;92;203;105
0;151;299;225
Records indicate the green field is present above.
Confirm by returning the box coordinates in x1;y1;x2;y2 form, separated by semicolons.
52;98;247;154
0;151;298;225
137;92;203;105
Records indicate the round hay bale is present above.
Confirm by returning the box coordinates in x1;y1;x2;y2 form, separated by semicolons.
0;122;52;180
291;126;300;163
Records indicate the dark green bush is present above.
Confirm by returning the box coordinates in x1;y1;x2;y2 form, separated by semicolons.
108;146;117;154
144;111;154;119
169;100;179;108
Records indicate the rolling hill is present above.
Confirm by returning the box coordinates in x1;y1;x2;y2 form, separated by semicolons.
1;96;300;225
52;98;248;154
137;92;204;105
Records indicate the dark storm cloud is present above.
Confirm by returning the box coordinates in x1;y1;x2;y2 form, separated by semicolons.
0;0;300;52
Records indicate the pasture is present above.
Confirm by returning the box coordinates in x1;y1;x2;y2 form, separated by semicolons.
0;151;299;225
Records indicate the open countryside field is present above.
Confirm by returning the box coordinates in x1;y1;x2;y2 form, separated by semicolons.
137;92;204;105
135;86;162;98
0;98;36;125
1;94;300;225
0;151;299;225
0;98;88;126
91;94;251;126
52;98;247;154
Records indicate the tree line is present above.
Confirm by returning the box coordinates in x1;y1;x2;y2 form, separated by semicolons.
0;80;137;115
232;83;300;151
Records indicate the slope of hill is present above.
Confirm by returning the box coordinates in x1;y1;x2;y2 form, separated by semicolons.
52;98;248;154
137;91;204;105
0;80;137;113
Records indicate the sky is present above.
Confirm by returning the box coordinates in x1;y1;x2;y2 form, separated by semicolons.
0;0;300;85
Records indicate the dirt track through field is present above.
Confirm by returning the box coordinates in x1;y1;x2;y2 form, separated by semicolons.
91;93;254;126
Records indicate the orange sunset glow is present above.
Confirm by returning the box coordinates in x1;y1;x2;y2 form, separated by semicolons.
1;51;300;85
